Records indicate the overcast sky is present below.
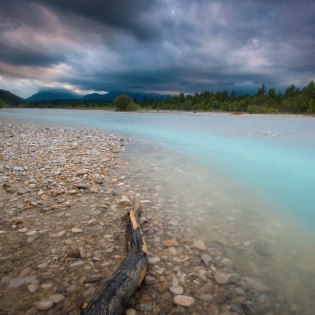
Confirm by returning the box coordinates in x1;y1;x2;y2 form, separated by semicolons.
0;0;314;98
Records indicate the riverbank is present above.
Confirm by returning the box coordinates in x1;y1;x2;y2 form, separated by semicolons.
0;120;312;315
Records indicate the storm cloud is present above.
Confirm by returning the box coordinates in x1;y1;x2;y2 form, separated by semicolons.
0;0;314;97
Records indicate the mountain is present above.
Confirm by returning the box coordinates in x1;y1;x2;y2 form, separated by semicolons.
27;89;81;102
0;89;26;106
83;91;169;103
27;89;170;103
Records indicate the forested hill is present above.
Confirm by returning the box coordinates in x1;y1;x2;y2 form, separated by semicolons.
145;81;315;114
1;81;315;114
0;89;26;107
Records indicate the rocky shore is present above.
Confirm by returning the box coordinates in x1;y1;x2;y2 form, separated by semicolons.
0;121;309;315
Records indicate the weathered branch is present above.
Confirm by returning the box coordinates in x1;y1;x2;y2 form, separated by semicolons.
81;203;148;315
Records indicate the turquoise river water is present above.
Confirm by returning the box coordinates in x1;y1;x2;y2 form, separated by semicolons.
1;108;315;312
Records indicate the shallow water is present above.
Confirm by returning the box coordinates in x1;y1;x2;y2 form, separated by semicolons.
2;108;315;311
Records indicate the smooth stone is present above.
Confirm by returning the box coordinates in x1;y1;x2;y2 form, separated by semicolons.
214;272;240;285
193;240;207;251
68;189;78;195
169;286;184;295
230;304;243;314
25;306;39;315
17;188;28;195
208;304;219;315
27;283;40;294
49;293;65;304
234;287;245;295
70;260;84;268
76;169;88;176
220;258;233;266
173;295;195;307
34;299;54;311
135;303;153;312
242;277;270;292
26;230;37;236
163;239;179;247
90;209;102;216
144;276;156;285
9;277;25;288
118;196;132;206
71;228;83;233
13;167;24;171
125;309;137;315
41;282;53;289
199;294;214;302
54;231;66;237
38;262;48;270
201;253;212;266
168;247;177;255
75;184;88;189
148;257;160;265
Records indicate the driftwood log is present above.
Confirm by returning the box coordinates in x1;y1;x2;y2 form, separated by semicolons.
81;203;148;315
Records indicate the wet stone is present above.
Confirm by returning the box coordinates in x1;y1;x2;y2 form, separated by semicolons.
173;295;195;307
169;286;184;295
9;277;25;288
214;272;240;285
34;299;54;311
135;303;153;312
49;293;65;304
200;253;212;266
193;240;207;251
27;283;40;294
148;257;160;265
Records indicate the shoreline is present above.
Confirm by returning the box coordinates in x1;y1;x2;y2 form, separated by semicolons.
0;120;313;315
0;121;140;314
2;107;315;119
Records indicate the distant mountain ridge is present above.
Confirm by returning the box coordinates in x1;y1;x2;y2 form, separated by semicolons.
0;89;26;106
26;89;81;102
27;89;170;103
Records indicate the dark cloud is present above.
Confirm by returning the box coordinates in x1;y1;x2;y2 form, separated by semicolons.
0;0;314;97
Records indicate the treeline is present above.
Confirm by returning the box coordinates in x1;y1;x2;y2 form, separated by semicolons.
143;81;315;114
1;81;315;114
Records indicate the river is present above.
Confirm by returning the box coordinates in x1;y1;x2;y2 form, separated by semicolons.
1;108;315;313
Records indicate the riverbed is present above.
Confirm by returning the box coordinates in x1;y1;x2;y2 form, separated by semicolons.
1;109;315;314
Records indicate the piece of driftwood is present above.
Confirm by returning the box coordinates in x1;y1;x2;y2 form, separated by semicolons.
81;203;148;315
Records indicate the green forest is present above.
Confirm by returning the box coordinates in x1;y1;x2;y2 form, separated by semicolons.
1;81;315;114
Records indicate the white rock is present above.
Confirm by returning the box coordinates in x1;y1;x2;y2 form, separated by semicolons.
148;257;160;265
71;228;83;233
38;262;48;270
168;247;177;255
193;240;206;251
26;230;37;236
49;293;65;304
70;260;84;268
34;299;54;311
169;286;184;295
27;283;40;294
173;295;195;307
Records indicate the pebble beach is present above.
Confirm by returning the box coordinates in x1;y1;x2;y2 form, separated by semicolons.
0;119;311;315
